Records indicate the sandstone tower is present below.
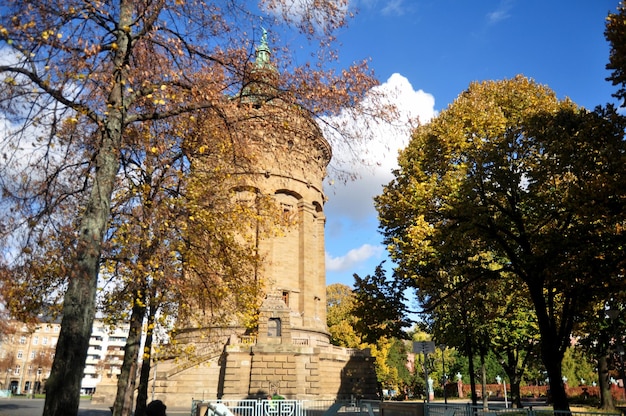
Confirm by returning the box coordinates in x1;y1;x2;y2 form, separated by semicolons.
95;31;377;407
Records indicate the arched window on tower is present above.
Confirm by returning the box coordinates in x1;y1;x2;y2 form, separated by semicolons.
268;318;281;337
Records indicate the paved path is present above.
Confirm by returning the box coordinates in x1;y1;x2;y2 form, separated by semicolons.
0;398;191;416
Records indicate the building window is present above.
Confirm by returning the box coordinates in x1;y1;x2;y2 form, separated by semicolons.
282;291;289;306
17;350;23;359
268;318;281;337
42;337;48;345
33;336;38;345
19;336;26;345
14;365;20;375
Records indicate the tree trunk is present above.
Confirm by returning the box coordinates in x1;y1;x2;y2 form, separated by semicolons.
510;378;521;409
527;283;570;412
544;356;568;410
465;330;478;406
598;354;615;410
42;268;98;416
42;125;122;416
502;349;524;408
480;352;488;409
135;304;156;416
42;2;131;412
112;290;146;416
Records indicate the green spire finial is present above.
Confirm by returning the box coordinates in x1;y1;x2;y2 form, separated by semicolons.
237;27;278;102
255;27;272;69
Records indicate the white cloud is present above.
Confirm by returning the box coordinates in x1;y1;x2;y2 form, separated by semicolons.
260;0;350;34
325;243;385;272
322;73;436;277
352;0;414;16
381;0;408;16
487;0;513;24
323;73;436;222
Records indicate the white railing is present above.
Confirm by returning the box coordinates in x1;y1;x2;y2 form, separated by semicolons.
191;399;374;416
193;400;305;416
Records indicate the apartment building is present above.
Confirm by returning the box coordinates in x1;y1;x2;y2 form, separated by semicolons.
0;319;129;395
82;321;129;394
0;321;59;395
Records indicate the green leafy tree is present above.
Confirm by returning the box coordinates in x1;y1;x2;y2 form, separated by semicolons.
370;336;414;398
575;298;626;410
376;75;626;411
561;346;597;388
386;338;413;398
425;270;495;406
487;277;540;408
606;1;626;106
352;262;412;344
416;224;537;408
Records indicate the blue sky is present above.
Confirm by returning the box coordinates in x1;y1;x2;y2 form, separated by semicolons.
321;0;620;288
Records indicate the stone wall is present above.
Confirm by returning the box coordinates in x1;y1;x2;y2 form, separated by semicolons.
146;340;378;407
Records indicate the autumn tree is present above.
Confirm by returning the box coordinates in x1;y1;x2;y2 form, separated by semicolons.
99;119;185;416
326;283;360;348
376;76;626;411
369;337;413;398
0;1;385;415
0;324;16;390
31;346;55;394
97;106;275;416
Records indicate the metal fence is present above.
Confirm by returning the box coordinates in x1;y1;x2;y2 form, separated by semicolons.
425;402;622;416
190;399;621;416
